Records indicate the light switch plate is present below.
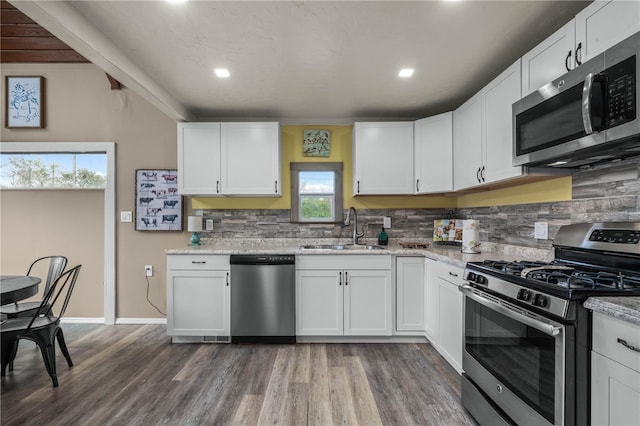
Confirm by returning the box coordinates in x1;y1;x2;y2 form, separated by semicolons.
120;211;133;223
534;222;548;240
206;219;214;231
383;216;391;228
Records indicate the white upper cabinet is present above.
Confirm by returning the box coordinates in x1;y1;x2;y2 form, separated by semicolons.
521;20;576;96
414;112;453;194
453;92;483;191
483;60;523;184
353;122;414;195
178;122;221;195
522;0;640;96
575;0;640;64
177;122;281;196
454;60;524;191
220;122;281;196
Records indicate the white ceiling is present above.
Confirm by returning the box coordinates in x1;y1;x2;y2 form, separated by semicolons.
12;0;590;123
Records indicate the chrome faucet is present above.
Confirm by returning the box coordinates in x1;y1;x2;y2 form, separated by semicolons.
344;207;365;245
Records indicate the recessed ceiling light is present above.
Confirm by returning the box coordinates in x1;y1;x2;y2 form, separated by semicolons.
166;0;187;4
399;68;414;78
214;68;230;78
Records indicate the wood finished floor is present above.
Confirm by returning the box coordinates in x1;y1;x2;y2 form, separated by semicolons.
1;324;476;425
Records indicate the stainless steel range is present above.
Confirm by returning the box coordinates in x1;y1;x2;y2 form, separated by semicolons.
460;222;640;426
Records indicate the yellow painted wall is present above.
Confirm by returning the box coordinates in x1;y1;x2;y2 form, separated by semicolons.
456;176;572;208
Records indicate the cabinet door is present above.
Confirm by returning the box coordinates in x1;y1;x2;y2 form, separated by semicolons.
591;351;640;426
353;122;414;195
177;123;221;195
220;122;281;196
414;112;453;194
453;92;483;191
344;269;392;336
396;257;425;332
167;269;230;336
483;59;524;184
521;20;576;96
575;0;640;64
424;259;439;342
296;270;343;336
437;276;463;374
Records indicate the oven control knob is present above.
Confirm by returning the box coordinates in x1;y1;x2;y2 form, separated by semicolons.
475;275;487;285
517;289;532;301
466;272;477;282
533;294;548;308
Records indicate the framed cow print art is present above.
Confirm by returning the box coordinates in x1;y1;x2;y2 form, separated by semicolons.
135;169;183;231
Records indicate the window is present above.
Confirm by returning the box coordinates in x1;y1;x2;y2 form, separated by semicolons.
291;162;343;223
0;153;107;189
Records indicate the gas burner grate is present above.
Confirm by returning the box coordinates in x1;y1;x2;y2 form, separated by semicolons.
523;269;640;290
481;260;548;275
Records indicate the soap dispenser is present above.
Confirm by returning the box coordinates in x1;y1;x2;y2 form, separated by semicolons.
378;227;388;246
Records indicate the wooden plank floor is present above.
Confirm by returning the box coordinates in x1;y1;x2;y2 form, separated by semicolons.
1;324;477;425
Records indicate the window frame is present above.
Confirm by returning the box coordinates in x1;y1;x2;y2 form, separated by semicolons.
290;162;344;224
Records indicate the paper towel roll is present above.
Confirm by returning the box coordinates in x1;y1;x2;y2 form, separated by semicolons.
461;220;481;254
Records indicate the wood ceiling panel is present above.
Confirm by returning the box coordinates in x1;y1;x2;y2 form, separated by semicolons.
1;0;88;63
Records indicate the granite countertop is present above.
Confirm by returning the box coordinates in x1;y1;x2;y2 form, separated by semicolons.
584;297;640;326
166;238;553;269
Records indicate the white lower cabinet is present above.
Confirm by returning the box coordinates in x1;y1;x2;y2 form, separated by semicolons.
395;257;425;332
296;255;392;336
167;255;230;339
424;258;464;374
591;312;640;425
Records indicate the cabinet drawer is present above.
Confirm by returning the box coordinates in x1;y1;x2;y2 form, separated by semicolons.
593;312;640;373
296;255;392;271
167;254;230;270
431;260;465;286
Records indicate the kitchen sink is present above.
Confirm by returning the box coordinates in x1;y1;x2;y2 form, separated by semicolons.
300;244;385;250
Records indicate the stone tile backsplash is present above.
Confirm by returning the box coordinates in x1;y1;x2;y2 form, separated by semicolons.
197;156;640;250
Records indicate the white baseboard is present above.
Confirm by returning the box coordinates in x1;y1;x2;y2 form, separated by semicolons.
115;318;167;325
62;317;105;324
61;317;167;325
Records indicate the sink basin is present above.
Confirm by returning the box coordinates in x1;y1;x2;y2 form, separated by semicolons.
300;244;385;250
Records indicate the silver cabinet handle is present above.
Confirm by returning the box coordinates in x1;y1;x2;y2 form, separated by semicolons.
565;50;572;72
357;180;360;194
226;272;229;286
191;261;206;264
345;271;348;286
339;271;342;286
216;180;220;193
416;179;420;192
480;166;485;182
617;338;640;353
476;167;482;183
575;42;582;66
275;180;278;193
449;271;459;277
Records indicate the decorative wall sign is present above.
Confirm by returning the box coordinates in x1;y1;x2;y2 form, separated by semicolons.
5;76;45;128
135;169;183;231
303;129;330;157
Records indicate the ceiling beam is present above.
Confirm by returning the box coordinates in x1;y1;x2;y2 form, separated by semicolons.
8;0;193;121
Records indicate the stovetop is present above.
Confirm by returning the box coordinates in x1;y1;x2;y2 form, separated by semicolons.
476;260;640;291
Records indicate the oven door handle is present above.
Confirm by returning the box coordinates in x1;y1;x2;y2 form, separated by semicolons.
460;285;562;337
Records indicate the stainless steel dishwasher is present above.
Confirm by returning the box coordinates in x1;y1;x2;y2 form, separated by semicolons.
230;254;295;343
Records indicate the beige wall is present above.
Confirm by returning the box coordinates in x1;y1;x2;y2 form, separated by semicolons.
0;190;104;317
1;63;185;319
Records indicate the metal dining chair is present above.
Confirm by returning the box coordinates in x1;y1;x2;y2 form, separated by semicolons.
0;256;67;318
0;265;81;387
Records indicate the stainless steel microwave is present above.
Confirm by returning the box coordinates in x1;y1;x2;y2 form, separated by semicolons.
513;32;640;167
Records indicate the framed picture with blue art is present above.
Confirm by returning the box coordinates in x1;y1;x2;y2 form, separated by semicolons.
303;129;330;157
5;76;45;129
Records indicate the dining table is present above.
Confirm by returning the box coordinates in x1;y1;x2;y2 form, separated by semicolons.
0;275;41;306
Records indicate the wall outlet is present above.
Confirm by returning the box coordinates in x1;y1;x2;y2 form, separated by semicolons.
383;216;391;228
206;219;214;231
534;222;549;240
145;265;153;277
